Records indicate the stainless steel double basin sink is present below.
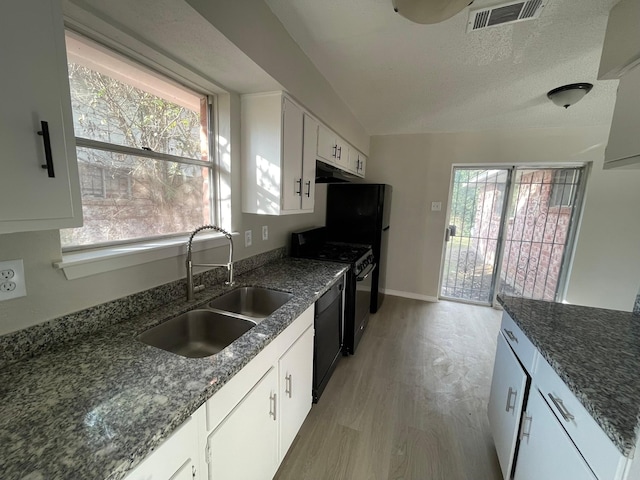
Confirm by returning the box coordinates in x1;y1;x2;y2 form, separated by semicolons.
138;287;293;358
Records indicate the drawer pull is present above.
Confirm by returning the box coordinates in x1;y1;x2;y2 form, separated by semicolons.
269;392;277;421
504;329;518;343
520;413;532;441
285;373;292;398
548;393;574;422
505;387;517;413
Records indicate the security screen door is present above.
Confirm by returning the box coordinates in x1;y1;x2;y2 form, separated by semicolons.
440;166;584;305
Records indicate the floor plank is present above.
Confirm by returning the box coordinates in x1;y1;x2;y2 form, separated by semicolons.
275;296;503;480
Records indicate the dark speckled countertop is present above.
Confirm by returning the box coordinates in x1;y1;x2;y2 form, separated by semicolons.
0;257;348;480
498;294;640;457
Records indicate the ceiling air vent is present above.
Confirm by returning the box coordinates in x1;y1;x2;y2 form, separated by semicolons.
467;0;546;32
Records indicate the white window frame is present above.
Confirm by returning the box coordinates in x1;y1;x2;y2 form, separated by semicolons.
55;27;229;280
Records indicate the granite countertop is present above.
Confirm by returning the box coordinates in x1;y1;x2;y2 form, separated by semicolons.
497;294;640;457
0;257;348;480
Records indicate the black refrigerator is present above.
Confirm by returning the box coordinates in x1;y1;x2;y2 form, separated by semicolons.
326;183;392;313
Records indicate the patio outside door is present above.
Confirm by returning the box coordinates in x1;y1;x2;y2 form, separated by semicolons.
440;166;585;305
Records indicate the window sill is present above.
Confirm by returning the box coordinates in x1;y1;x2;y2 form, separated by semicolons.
54;232;239;280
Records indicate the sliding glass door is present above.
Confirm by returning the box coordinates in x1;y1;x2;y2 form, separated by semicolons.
440;166;585;305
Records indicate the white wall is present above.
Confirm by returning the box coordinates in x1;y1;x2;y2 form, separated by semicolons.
367;126;640;311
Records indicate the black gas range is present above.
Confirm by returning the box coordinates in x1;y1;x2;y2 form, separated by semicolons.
291;227;376;354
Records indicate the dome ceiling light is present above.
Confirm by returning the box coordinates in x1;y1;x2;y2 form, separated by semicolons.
547;83;594;109
392;0;475;24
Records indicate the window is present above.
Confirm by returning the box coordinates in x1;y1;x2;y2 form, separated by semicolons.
61;31;215;249
549;169;579;208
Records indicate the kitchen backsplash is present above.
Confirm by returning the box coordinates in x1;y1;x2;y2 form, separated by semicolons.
0;247;285;369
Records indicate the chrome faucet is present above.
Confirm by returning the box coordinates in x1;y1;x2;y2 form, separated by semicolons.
186;225;234;301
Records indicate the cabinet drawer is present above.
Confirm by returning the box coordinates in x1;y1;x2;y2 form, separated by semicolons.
535;357;627;480
500;311;537;374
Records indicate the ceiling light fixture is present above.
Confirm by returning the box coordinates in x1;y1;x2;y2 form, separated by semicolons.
392;0;474;24
547;83;593;109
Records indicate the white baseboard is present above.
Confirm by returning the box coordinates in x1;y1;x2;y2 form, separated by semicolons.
382;289;439;303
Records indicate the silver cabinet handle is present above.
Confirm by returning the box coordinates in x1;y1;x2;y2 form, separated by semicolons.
332;145;337;158
548;393;574;422
269;392;277;421
504;329;518;343
295;178;302;196
505;387;517;413
285;373;292;398
337;146;342;159
519;413;532;441
305;180;311;197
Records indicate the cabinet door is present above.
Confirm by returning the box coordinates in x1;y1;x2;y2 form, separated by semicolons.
514;389;597;480
301;114;318;211
604;64;640;168
281;97;304;212
357;153;366;178
125;415;199;480
279;325;314;460
207;367;279;480
0;0;81;233
488;332;528;480
317;124;337;164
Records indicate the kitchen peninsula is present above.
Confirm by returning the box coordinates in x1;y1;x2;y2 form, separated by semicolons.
492;295;640;479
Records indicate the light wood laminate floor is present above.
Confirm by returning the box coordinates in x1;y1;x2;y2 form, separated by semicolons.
275;296;504;480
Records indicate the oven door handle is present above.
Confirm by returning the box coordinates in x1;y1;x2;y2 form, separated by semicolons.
356;263;376;281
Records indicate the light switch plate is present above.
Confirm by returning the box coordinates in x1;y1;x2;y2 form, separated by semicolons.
262;225;268;241
245;230;252;247
0;259;26;301
431;201;442;211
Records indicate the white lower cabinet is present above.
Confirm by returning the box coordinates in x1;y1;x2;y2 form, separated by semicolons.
125;413;200;480
279;325;314;459
488;332;528;480
207;367;279;480
514;389;597;480
125;305;315;480
489;312;633;480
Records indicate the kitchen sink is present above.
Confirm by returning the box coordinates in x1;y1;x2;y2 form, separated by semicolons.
208;286;293;320
138;309;256;358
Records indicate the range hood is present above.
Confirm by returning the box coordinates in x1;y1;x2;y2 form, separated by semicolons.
315;160;357;183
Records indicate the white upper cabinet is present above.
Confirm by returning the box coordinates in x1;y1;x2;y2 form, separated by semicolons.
598;0;640;80
317;124;349;171
348;149;367;178
242;92;315;215
604;64;640;169
1;0;82;234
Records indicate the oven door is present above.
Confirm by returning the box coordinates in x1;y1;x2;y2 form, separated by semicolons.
353;263;376;352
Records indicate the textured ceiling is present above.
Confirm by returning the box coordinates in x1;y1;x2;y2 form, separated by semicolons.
265;0;620;134
65;0;282;95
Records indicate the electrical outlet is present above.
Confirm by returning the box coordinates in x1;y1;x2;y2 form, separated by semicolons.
0;259;26;301
431;201;442;211
0;268;15;280
245;230;252;247
262;225;268;241
0;281;16;292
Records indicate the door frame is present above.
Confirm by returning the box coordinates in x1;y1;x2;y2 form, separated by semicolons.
437;162;589;307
